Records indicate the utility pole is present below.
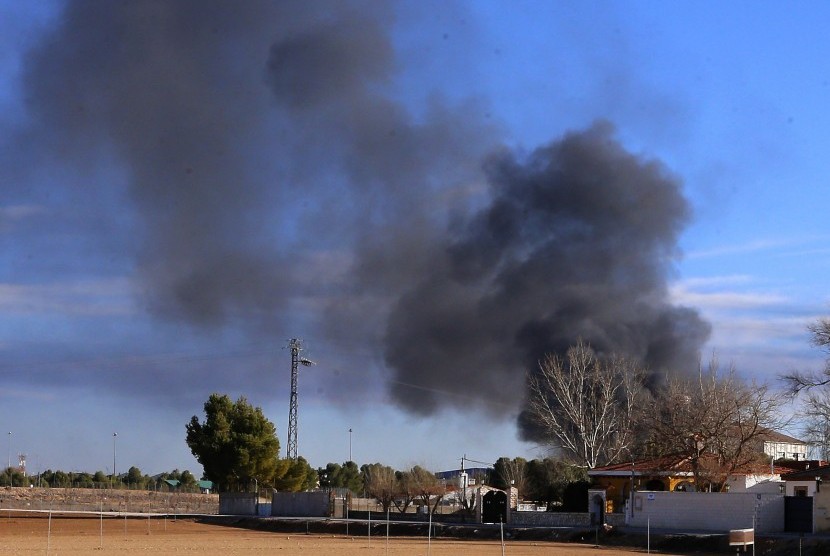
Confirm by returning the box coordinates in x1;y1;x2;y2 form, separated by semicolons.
286;339;314;460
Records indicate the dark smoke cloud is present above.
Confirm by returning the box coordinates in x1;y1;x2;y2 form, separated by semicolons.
10;1;708;425
383;122;711;424
19;0;300;327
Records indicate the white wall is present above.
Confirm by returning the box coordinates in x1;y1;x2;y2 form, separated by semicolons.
785;480;818;497
627;491;784;533
219;492;257;515
726;474;780;493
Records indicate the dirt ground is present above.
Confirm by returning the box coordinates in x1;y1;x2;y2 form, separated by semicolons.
0;512;686;555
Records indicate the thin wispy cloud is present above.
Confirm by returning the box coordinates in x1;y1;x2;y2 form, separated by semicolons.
687;236;830;260
678;275;754;289
0;387;57;402
0;204;45;220
0;278;134;317
670;283;788;310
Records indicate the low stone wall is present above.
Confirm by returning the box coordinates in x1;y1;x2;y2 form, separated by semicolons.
606;513;626;527
510;511;590;527
348;510;477;524
0;486;218;514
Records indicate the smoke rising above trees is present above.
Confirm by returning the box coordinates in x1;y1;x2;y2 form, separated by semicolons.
8;1;709;433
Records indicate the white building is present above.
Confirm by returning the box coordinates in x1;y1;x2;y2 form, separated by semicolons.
762;430;808;461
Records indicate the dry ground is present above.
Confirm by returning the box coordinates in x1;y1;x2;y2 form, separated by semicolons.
0;511;688;555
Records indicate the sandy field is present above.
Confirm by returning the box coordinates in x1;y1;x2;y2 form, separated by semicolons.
0;512;685;555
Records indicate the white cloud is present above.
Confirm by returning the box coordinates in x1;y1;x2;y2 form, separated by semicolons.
677;274;754;289
670;283;788;310
0;278;134;317
686;235;830;260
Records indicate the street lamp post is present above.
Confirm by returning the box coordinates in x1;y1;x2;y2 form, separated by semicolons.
112;433;117;489
349;428;352;463
7;432;11;487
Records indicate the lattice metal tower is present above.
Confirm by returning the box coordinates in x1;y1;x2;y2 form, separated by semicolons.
286;338;314;460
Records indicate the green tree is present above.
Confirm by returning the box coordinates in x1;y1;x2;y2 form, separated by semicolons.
318;461;362;494
0;468;25;487
75;472;94;488
53;470;70;487
93;471;108;486
525;458;588;510
126;466;144;488
180;470;197;488
273;456;316;492
185;393;280;492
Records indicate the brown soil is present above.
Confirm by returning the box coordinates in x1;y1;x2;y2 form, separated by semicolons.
0;512;681;555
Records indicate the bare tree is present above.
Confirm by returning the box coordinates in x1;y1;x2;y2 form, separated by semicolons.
392;470;415;514
644;359;787;490
526;341;646;468
781;317;830;393
408;466;444;516
799;388;830;460
362;463;397;513
493;457;529;497
779;317;830;459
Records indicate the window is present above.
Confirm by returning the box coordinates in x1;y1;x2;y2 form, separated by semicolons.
794;486;808;497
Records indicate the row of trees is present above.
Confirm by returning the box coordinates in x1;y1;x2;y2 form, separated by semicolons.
184;395;590;511
0;467;200;490
3;454;588;514
336;459;587;514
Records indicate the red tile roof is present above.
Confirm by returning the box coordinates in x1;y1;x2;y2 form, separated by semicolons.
589;454;798;477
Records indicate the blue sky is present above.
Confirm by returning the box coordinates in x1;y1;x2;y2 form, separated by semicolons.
1;1;828;479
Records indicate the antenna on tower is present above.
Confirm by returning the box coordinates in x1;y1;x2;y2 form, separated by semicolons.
285;338;315;460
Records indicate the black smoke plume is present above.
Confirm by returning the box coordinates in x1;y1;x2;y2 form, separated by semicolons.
382;122;710;430
9;1;709;426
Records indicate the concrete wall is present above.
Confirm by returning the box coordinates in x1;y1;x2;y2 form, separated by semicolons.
511;511;589;527
272;491;331;517
219;492;257;515
627;491;784;533
814;489;830;532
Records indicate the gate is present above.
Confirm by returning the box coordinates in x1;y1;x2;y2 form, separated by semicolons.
784;496;813;533
482;490;507;523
